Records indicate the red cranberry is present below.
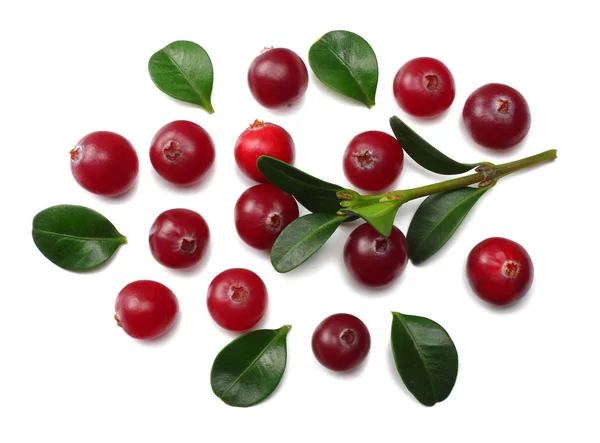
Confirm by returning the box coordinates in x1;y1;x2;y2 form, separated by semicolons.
149;208;210;270
149;120;215;186
114;280;178;340
234;184;299;250
462;83;531;150
207;268;268;331
312;313;371;372
467;237;534;306
393;57;456;118
343;224;409;287
343;131;404;192
70;131;139;196
234;120;295;182
247;47;308;108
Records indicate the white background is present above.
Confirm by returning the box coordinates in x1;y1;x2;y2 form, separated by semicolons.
1;1;598;441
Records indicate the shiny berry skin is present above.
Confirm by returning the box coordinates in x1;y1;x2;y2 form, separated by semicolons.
343;224;409;287
149;120;215;186
467;237;534;306
393;57;456;118
247;47;308;108
149;208;210;270
462;83;531;150
312;313;371;372
343;131;404;192
114;280;179;340
234;184;299;250
234;120;295;182
70;131;139;196
207;268;268;331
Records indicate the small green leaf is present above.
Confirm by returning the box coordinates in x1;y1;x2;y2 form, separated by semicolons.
32;205;127;271
257;155;344;214
309;30;378;108
148;40;214;113
391;312;458;407
271;213;346;273
211;325;291;407
345;200;401;236
390;116;478;175
407;187;489;264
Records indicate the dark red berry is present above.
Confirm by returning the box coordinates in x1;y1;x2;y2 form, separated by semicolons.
234;184;299;250
234;120;295;182
393;57;456;118
312;313;371;372
149;120;215;186
343;224;409;287
207;268;268;331
248;47;308;108
70;131;139;196
114;280;178;340
149;208;210;270
343;131;404;192
463;83;531;150
467;237;534;306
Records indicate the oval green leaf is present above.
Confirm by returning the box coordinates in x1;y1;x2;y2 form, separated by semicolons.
309;30;378;108
345;200;401;237
211;325;291;407
271;213;346;273
391;312;458;407
407;187;489;264
148;40;214;114
257;155;344;214
32;205;127;271
390;116;478;175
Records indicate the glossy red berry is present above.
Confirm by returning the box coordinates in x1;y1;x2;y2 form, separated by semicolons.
463;83;531;150
343;223;409;287
234;120;295;182
207;268;268;331
149;120;215;186
312;313;371;372
234;184;299;250
114;280;179;340
70;131;139;196
247;47;308;108
149;208;210;270
393;57;456;118
343;131;404;192
467;237;534;306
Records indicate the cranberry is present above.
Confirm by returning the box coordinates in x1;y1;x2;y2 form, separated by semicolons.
70;131;139;196
462;83;531;150
247;47;308;108
393;57;456;118
234;120;295;182
234;184;299;250
343;224;409;287
312;313;371;372
207;268;268;331
149;120;215;186
343;131;404;192
114;280;178;340
467;237;534;306
149;208;210;270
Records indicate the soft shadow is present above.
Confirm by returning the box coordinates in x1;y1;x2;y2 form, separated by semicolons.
93;179;140;205
317;352;371;380
234;167;260;188
403;109;452;127
159;93;215;114
309;72;370;109
138;313;182;348
266;94;308;117
462;268;534;314
150;162;217;195
386;348;422;405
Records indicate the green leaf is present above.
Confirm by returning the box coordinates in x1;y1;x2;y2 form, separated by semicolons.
257;155;344;214
345;200;401;236
391;312;458;407
309;30;378;108
148;40;215;114
211;325;291;407
407;187;489;264
32;205;127;271
271;213;346;273
390;116;478;175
